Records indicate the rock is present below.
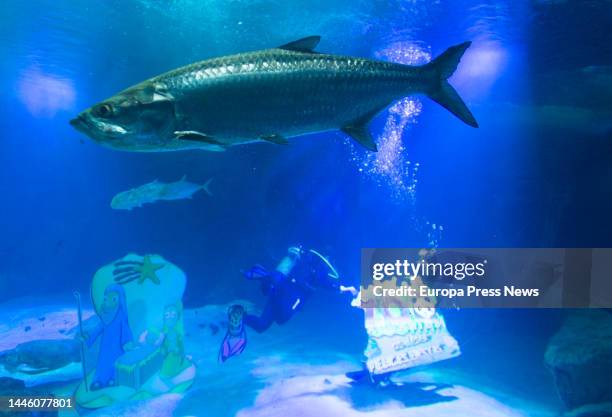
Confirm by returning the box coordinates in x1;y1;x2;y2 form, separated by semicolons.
0;376;58;417
563;402;612;417
0;377;25;391
545;310;612;411
0;339;81;374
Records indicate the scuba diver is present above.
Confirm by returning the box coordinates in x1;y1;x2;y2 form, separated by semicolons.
219;246;358;362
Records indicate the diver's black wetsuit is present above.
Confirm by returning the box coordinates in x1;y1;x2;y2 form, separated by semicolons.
243;249;341;333
219;247;355;362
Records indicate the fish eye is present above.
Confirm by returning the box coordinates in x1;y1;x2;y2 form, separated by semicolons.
94;103;113;117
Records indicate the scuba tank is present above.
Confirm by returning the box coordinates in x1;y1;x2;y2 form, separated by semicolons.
245;246;340;294
290;248;340;291
275;246;303;276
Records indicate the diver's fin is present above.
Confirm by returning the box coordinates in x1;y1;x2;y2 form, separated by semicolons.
174;130;222;144
260;134;289;145
342;124;378;152
202;178;213;197
278;36;321;53
425;42;479;128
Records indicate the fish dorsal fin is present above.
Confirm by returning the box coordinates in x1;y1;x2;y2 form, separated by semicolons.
278;36;321;53
180;174;187;182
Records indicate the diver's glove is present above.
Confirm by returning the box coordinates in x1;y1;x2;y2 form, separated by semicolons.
340;285;359;297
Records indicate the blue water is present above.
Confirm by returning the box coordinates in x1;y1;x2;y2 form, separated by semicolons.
0;0;610;414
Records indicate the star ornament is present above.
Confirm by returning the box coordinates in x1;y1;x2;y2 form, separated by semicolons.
138;255;163;285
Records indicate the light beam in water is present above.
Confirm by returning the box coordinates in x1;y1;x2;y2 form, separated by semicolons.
451;40;507;99
17;67;75;118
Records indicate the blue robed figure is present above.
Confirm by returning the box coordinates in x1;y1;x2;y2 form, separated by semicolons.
86;284;133;390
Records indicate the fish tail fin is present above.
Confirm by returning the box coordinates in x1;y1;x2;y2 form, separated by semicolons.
202;178;213;196
424;41;478;128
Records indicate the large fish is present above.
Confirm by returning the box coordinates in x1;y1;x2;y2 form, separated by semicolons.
111;176;213;210
70;36;478;152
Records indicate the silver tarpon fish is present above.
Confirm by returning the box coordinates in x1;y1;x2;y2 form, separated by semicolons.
70;36;478;152
111;176;213;210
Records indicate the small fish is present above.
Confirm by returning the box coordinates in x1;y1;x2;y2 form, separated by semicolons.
70;36;478;153
111;176;213;210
